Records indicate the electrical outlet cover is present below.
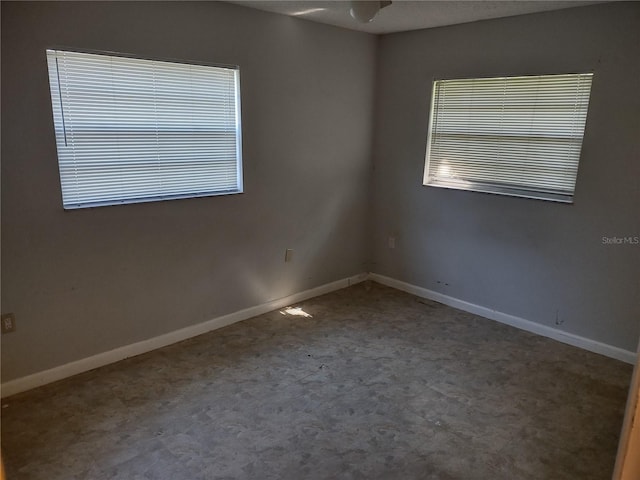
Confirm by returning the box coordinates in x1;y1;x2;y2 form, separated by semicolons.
1;313;16;334
285;249;294;262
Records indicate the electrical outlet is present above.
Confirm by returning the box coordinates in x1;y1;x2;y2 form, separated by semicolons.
388;236;396;249
1;313;16;334
285;249;294;262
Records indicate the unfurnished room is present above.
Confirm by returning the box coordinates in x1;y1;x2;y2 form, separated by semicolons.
1;1;639;479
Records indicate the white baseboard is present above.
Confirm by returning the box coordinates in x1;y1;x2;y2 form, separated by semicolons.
1;273;369;398
3;270;632;398
370;273;636;365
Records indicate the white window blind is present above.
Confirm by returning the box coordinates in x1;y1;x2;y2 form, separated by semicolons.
46;49;243;209
423;73;593;203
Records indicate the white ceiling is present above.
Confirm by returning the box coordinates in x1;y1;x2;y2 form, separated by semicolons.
227;1;605;34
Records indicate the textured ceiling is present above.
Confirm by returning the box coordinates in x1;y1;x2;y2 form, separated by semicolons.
227;1;605;34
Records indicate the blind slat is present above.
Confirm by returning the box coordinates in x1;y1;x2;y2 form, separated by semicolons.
423;73;593;203
47;49;243;209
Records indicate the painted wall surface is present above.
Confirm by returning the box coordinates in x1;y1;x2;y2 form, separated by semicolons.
371;3;640;351
2;1;639;385
1;1;376;381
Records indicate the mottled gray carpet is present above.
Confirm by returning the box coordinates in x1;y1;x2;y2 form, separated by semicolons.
1;282;632;479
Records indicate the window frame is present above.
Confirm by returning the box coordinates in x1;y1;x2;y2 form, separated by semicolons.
46;47;244;210
422;72;594;204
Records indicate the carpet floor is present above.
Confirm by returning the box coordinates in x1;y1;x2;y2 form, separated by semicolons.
1;282;632;479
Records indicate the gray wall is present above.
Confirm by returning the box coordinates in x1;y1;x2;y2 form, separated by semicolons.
371;3;640;352
3;1;639;384
1;1;376;381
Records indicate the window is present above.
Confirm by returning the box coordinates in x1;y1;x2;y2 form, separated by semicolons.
423;73;593;203
46;49;242;209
